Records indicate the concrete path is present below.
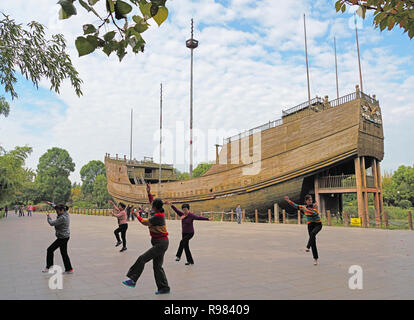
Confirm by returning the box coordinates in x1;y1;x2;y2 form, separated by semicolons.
0;212;413;300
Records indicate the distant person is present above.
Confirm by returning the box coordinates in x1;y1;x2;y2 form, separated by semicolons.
14;205;18;215
109;200;128;252
42;202;73;274
284;195;322;265
130;205;135;221
19;205;24;217
123;183;170;295
164;201;210;265
27;204;33;217
126;205;132;221
235;204;242;224
4;205;8;218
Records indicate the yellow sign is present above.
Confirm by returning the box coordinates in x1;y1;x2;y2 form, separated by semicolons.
350;218;361;226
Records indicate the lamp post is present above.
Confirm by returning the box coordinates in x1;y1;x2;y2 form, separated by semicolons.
186;18;198;179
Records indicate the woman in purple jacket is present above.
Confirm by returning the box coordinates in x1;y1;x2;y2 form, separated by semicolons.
164;201;210;265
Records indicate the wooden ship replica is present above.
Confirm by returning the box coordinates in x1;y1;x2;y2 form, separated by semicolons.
105;16;384;227
105;85;384;226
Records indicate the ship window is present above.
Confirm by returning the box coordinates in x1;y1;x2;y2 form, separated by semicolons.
129;178;135;185
145;168;151;174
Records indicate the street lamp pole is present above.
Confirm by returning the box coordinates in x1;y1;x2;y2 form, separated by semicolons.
186;18;198;179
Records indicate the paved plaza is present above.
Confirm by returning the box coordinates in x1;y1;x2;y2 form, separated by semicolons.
0;212;413;300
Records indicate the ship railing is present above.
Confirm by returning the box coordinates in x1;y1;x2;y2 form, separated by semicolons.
223;89;379;145
329;92;356;108
319;174;356;189
224;118;283;144
319;174;376;189
361;92;379;105
281;96;323;117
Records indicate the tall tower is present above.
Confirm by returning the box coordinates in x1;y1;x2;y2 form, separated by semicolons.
186;18;198;179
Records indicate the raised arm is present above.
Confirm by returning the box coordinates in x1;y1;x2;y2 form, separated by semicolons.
47;214;64;226
284;196;300;210
108;200;120;212
146;183;154;204
135;215;150;226
170;205;184;217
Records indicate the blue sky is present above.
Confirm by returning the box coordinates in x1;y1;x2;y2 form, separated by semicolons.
1;0;413;182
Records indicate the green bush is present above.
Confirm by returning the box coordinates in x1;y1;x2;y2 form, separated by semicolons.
398;200;412;209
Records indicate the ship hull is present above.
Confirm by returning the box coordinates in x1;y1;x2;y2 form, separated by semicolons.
105;90;384;215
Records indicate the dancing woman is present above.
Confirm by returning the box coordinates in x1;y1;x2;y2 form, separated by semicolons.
42;202;73;274
122;184;170;295
164;201;210;265
284;195;322;265
109;200;128;252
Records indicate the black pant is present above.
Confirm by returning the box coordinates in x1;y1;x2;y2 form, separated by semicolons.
46;238;72;271
307;222;322;260
176;232;195;264
127;238;169;291
114;223;128;248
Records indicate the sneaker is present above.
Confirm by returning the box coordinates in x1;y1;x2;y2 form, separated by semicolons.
305;248;310;252
175;257;180;262
115;241;122;247
313;259;318;265
64;269;74;274
155;289;170;295
122;279;136;288
185;262;194;266
42;268;49;273
120;247;127;252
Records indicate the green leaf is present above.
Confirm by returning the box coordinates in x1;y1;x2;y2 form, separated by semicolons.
150;3;159;16
115;0;133;15
153;6;168;26
116;39;128;61
75;36;96;57
134;21;149;33
88;0;100;5
103;30;116;41
132;15;144;24
106;0;115;13
139;2;152;17
79;0;92;12
335;1;342;12
83;24;97;34
58;0;77;20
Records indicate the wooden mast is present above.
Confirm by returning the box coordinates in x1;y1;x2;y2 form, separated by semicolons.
304;14;311;108
354;13;363;92
159;83;162;197
130;108;133;161
334;36;339;99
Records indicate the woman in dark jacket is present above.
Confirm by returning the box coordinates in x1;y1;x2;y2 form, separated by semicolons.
164;200;210;265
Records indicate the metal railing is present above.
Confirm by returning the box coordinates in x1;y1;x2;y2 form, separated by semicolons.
282;96;323;117
223;90;375;145
224;119;283;144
